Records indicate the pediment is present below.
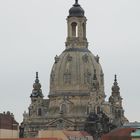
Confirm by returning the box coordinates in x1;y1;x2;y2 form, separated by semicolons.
46;117;75;129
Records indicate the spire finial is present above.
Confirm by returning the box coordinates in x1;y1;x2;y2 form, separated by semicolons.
111;74;120;94
30;72;43;98
114;74;117;82
35;72;39;83
36;72;38;79
113;74;118;86
75;0;78;4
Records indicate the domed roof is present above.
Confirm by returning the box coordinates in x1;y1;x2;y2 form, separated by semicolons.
49;48;105;96
69;0;85;17
49;1;104;97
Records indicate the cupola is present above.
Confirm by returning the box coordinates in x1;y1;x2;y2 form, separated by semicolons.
66;0;88;48
69;0;85;17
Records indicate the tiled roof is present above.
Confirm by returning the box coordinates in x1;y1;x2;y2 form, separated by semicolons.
63;131;82;137
0;138;62;140
63;131;92;137
101;128;136;140
80;131;91;136
38;130;93;140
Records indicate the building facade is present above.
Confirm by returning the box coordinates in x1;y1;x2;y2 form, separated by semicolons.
0;111;19;138
23;0;128;137
131;129;140;140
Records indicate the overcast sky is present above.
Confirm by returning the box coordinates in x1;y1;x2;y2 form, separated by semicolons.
0;0;140;123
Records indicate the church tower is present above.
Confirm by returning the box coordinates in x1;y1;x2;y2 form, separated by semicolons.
109;75;127;126
23;72;49;137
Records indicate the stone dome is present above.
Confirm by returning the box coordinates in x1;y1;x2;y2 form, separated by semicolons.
49;0;104;97
49;48;104;96
69;1;85;17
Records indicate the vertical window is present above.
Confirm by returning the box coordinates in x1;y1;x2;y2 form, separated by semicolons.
97;106;100;114
71;22;78;37
38;108;42;116
60;104;67;114
87;106;90;115
82;23;86;38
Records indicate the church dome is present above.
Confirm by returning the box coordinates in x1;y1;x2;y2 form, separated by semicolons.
49;48;104;96
69;0;85;17
49;0;104;97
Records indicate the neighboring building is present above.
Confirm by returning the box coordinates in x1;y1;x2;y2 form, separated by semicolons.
124;122;140;128
125;122;140;140
101;127;136;140
0;111;19;138
101;122;140;140
131;129;140;140
23;0;128;138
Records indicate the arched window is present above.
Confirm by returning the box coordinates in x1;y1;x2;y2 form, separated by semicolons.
38;108;42;116
82;23;86;38
97;106;100;114
71;22;78;37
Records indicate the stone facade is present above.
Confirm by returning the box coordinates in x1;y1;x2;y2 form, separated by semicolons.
23;0;128;138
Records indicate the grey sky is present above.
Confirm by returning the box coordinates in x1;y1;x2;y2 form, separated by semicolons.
0;0;140;123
